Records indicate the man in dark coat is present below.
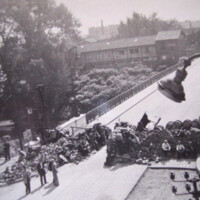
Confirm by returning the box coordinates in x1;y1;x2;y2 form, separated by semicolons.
4;141;10;161
37;158;47;186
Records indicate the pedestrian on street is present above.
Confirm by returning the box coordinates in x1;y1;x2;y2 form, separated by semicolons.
4;140;10;161
49;160;59;186
37;157;47;186
23;166;31;195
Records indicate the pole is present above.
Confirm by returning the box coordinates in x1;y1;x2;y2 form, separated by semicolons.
36;84;48;142
68;47;79;117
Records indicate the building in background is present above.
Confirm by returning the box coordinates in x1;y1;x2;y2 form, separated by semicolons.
78;35;156;65
87;20;119;41
78;30;186;66
155;30;186;62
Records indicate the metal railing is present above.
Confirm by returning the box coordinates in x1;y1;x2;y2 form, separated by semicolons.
85;62;183;124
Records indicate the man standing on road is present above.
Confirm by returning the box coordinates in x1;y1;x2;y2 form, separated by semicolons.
37;157;47;186
51;160;59;186
4;140;10;161
23;166;31;195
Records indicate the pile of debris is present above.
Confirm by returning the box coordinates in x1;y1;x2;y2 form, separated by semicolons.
0;123;111;185
105;118;200;166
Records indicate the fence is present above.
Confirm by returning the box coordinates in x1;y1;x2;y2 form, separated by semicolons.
85;62;183;124
58;61;183;133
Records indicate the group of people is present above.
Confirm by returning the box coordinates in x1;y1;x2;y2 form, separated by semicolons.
22;157;59;195
0;123;111;194
162;139;196;159
105;117;200;166
20;123;111;195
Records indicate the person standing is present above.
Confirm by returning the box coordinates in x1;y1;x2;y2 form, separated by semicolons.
23;166;31;195
49;160;59;186
37;158;47;186
4;140;10;161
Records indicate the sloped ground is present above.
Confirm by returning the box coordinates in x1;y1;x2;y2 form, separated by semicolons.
1;58;200;200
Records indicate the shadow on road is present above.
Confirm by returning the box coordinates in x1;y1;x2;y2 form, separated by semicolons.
43;183;57;196
31;185;43;194
17;194;27;200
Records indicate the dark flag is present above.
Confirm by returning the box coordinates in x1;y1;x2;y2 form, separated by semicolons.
136;113;151;132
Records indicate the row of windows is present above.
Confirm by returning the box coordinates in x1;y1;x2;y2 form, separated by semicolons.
117;47;149;55
81;46;154;62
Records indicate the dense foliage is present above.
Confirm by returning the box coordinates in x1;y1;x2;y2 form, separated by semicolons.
0;0;80;130
0;65;6;97
118;12;180;38
186;29;200;47
73;65;157;114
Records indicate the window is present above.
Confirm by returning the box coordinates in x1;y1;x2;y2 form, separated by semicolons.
145;46;149;53
161;42;165;50
129;48;139;54
118;50;125;55
135;48;139;53
167;43;176;47
129;49;134;54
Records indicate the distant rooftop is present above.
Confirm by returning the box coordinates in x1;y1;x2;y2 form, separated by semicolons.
155;30;183;41
79;30;183;53
79;35;156;53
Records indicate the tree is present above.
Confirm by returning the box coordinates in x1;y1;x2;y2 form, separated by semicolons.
0;0;81;132
118;12;181;38
0;65;6;97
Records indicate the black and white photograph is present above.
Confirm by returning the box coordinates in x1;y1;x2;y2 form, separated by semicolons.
0;0;200;199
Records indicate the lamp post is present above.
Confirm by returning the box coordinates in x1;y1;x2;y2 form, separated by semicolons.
36;84;47;142
26;107;35;140
68;46;79;117
170;171;200;200
158;53;200;103
14;79;29;150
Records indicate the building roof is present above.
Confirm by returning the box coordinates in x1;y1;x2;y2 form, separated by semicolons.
155;30;182;41
78;35;156;53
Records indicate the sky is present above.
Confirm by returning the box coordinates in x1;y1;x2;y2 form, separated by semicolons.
56;0;200;35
